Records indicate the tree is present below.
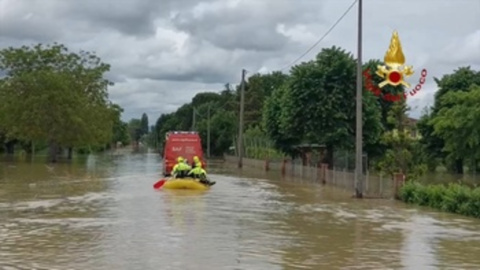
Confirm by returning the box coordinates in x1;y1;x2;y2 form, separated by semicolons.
430;84;480;172
111;104;130;146
196;109;237;156
243;71;288;129
140;113;149;136
128;118;142;145
376;100;426;180
263;81;299;156
268;46;383;166
0;43;115;162
419;66;480;174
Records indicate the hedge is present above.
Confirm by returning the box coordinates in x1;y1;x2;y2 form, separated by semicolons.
399;181;480;218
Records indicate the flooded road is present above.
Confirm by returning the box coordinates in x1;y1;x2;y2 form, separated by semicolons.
1;152;480;269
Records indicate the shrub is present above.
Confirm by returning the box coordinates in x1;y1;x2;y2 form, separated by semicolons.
399;181;480;218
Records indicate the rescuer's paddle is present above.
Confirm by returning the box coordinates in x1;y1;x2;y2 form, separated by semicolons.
153;179;166;189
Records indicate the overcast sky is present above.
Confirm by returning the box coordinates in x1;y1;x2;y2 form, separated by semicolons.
1;0;479;123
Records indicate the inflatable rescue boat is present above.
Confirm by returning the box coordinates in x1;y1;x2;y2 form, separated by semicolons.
162;178;211;190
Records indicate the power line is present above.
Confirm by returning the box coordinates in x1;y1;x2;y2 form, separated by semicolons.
279;0;358;72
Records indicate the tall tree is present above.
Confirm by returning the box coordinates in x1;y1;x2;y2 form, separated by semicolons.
140;113;149;136
430;84;480;172
418;66;480;174
128;119;142;145
263;81;299;156
0;43;115;162
111;104;130;146
243;71;288;129
267;46;383;166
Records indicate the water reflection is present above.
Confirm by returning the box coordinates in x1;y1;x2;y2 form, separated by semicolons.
0;154;114;269
161;190;207;232
400;215;439;269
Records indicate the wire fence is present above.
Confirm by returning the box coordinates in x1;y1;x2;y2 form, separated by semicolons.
231;135;285;162
227;135;480;196
223;154;393;198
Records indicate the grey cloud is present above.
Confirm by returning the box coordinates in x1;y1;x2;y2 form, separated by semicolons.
105;72;127;84
172;15;289;51
56;0;221;37
110;34;283;84
109;78;224;121
57;0;163;36
434;30;480;67
128;67;231;84
0;1;65;41
170;0;325;51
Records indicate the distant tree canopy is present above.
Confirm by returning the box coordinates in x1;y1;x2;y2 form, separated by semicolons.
0;43;130;161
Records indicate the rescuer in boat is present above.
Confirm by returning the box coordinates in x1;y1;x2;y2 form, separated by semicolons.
192;156;203;168
189;156;215;186
172;156;192;179
188;165;215;186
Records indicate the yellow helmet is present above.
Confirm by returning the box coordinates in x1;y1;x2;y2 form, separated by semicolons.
177;156;184;163
193;156;200;162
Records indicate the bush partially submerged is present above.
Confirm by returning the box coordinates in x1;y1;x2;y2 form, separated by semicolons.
399;181;480;218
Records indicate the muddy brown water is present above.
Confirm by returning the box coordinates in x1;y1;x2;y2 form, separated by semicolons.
1;152;480;269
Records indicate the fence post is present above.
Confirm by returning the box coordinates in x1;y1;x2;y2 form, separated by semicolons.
290;159;294;177
320;163;328;184
264;158;270;171
393;173;405;200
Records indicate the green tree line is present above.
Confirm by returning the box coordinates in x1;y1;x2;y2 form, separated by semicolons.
151;46;480;180
0;43;132;162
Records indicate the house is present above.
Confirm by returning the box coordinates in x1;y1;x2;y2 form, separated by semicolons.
405;117;420;138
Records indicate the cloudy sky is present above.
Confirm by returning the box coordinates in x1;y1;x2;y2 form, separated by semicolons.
1;0;479;123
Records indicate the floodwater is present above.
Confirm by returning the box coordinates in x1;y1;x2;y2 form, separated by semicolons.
1;152;480;270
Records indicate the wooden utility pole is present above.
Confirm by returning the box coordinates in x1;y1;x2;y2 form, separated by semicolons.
354;0;364;198
207;104;211;158
238;69;246;168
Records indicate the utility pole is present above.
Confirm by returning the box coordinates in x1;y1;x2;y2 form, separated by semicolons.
238;69;246;168
207;104;211;158
354;0;363;198
192;107;196;131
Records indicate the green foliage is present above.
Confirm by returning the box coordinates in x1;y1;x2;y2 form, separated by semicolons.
0;43;122;156
263;82;299;156
200;110;236;156
140;113;149;136
244;71;288;129
433;66;480;110
419;66;480;174
375;100;427;180
430;84;480;164
264;46;383;162
109;104;130;146
153;88;239;156
128;118;143;143
416;109;441;172
243;126;284;160
399;181;480;218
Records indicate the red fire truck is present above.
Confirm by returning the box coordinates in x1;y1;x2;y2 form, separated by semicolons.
162;131;206;176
